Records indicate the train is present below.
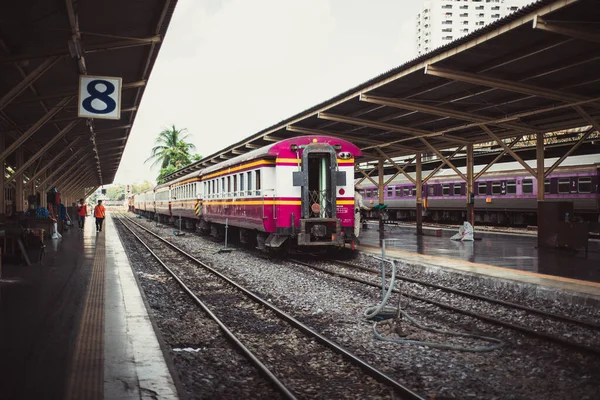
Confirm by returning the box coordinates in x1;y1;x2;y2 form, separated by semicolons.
130;136;362;252
359;155;600;229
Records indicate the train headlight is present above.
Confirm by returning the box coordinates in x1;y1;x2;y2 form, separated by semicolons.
338;151;352;159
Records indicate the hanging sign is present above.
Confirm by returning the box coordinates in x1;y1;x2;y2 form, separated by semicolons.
78;75;122;120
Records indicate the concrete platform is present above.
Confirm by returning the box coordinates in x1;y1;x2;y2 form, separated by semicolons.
357;223;600;305
0;215;179;400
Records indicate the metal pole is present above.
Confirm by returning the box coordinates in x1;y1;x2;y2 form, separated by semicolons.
381;239;386;300
415;151;423;235
225;218;229;249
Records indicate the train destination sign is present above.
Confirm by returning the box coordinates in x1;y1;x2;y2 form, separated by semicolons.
78;75;122;120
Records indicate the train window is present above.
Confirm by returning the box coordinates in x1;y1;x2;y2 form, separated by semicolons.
396;186;402;197
255;170;261;195
478;182;487;195
387;187;393;197
240;174;244;194
222;178;225;195
442;184;450;196
428;186;435;196
492;181;501;195
412;187;416;196
507;180;516;194
522;179;533;194
578;177;592;193
247;171;252;195
454;184;461;196
233;175;237;196
404;187;410;196
558;178;569;193
227;176;231;196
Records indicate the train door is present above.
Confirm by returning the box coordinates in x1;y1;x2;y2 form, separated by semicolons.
293;142;345;245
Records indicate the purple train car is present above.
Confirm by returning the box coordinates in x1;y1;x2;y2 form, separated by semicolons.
360;160;600;227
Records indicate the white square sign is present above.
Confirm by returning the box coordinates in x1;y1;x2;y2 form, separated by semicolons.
78;75;122;120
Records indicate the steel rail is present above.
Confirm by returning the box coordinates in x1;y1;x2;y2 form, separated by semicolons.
116;216;298;400
118;214;425;400
331;259;600;331
290;259;600;357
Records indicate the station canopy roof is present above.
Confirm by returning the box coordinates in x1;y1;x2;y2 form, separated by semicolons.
166;0;600;182
0;0;177;190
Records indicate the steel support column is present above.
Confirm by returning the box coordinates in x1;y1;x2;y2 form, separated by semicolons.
416;152;423;235
466;144;475;227
0;135;4;216
15;149;24;212
378;158;384;246
537;133;545;201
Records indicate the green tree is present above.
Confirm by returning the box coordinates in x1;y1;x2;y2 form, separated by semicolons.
145;125;196;170
131;180;154;194
157;165;177;184
107;185;126;201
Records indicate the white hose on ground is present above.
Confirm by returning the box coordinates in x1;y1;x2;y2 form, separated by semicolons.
363;259;504;352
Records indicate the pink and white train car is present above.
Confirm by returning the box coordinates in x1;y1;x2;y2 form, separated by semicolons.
195;136;361;250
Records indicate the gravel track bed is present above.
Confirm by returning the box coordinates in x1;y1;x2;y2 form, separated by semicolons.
311;260;600;349
121;218;398;399
126;214;600;400
115;219;280;399
352;255;600;326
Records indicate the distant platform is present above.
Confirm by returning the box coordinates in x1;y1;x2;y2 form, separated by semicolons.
357;222;600;302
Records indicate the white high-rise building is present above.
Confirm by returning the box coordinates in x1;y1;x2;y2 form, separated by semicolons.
416;0;531;56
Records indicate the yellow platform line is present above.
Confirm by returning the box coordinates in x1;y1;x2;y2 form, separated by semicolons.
359;243;600;290
66;232;105;400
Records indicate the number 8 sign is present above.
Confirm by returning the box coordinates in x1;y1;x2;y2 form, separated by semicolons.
78;75;122;120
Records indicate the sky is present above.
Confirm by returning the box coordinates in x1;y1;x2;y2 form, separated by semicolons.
114;0;422;185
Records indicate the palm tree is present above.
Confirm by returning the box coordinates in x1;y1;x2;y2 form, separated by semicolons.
145;125;196;169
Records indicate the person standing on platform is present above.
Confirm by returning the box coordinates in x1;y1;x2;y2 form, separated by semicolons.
354;184;371;240
76;198;87;230
94;200;106;232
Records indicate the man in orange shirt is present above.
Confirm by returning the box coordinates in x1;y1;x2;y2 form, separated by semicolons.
76;198;87;230
94;200;106;232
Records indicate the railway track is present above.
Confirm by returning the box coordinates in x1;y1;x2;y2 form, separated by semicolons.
116;215;424;400
290;258;600;356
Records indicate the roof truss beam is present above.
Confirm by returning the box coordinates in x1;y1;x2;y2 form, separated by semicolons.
425;65;598;107
544;109;597;177
0;57;61;111
27;139;82;184
474;136;522;180
0;37;161;64
375;148;416;185
423;146;464;183
287;125;415;152
356;166;378;188
533;16;600;44
0;96;72;163
359;94;538;134
419;139;467;181
480;125;537;177
6;120;79;182
318;112;470;145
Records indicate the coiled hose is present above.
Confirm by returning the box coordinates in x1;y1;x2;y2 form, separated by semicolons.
364;259;504;352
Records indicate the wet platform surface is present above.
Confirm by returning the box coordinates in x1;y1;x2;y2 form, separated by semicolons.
0;216;178;400
359;223;600;284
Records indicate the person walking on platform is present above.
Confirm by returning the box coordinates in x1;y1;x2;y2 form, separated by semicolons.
76;198;87;230
94;200;106;232
354;184;371;240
